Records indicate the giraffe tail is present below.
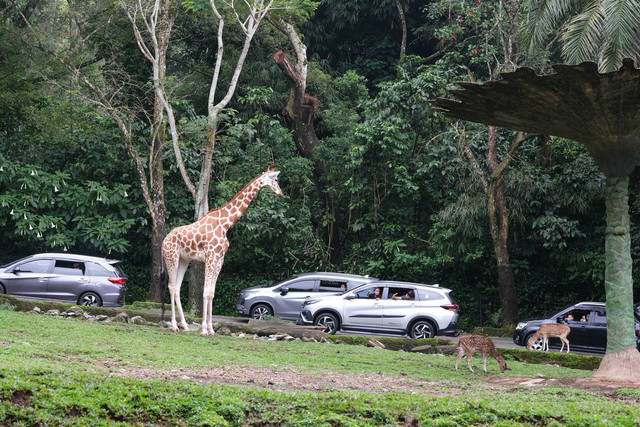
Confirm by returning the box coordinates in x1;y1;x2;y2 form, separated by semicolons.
160;259;167;322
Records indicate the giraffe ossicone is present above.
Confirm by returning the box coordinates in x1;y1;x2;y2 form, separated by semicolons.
162;167;283;336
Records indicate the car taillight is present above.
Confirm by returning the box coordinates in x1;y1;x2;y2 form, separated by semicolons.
441;304;459;310
109;277;126;285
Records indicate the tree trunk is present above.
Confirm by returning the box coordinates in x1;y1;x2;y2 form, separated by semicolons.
272;48;341;263
592;177;640;383
395;0;407;60
487;126;518;327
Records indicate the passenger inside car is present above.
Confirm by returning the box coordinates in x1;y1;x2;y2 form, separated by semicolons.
392;290;415;300
367;288;381;300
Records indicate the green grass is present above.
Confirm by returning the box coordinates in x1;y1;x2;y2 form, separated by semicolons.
1;310;638;426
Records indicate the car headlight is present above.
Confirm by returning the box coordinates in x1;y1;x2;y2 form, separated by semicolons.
302;299;320;308
515;321;528;330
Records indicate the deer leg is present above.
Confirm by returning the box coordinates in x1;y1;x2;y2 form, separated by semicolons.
563;337;570;353
482;352;488;373
455;347;465;372
465;350;475;373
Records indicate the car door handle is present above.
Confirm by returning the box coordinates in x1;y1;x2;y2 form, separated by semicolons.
38;278;47;283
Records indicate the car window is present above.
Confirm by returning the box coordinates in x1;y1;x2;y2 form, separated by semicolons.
562;309;592;323
417;289;444;301
17;259;51;274
318;280;347;292
591;310;607;324
286;280;316;292
354;286;382;299
387;287;414;300
53;260;85;276
86;262;113;277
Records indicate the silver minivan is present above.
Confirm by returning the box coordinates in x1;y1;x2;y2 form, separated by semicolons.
0;253;127;307
235;272;376;320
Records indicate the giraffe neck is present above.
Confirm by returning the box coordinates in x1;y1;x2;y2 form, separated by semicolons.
210;175;263;229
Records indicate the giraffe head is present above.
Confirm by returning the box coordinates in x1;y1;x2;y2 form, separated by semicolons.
261;167;283;197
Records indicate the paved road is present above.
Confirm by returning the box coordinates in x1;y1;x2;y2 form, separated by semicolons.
211;315;602;356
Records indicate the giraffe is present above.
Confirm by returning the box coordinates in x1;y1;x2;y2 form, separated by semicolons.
162;167;283;336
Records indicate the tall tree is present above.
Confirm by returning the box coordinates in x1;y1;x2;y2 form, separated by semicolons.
179;0;297;314
120;0;178;302
430;0;528;326
7;0;172;297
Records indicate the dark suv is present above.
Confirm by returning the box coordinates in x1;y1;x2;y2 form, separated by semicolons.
513;301;640;353
0;253;127;307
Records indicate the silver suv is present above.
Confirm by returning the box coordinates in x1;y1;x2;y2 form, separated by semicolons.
296;281;459;339
0;253;127;307
235;272;376;320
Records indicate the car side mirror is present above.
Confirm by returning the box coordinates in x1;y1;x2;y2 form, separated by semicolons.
344;295;355;300
280;286;289;296
11;266;21;274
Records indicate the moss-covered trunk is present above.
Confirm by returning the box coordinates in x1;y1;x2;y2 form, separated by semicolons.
593;177;640;382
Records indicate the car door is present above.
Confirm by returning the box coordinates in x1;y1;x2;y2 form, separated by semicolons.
564;309;593;347
342;285;384;328
275;279;317;319
587;309;607;351
5;258;53;299
380;286;417;330
46;259;88;303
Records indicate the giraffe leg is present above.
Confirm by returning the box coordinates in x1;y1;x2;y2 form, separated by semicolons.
201;254;225;336
164;254;180;333
174;259;190;331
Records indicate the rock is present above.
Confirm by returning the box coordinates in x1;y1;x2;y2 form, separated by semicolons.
67;306;85;317
45;310;60;316
366;338;386;349
410;344;438;354
217;326;232;335
113;312;129;323
158;321;172;328
188;323;202;332
130;316;147;325
33;307;41;314
96;315;109;321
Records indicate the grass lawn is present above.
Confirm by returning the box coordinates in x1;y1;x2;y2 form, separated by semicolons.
1;307;639;426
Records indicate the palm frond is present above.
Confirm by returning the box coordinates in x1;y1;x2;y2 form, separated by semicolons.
561;2;605;65
520;0;578;53
600;0;640;71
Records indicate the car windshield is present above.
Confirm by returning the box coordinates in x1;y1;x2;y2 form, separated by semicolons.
0;256;32;269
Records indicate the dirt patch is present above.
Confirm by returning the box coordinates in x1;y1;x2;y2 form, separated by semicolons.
95;362;640;398
485;375;640;392
101;362;457;396
9;390;32;407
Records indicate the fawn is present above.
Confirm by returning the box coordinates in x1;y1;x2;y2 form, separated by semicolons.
526;323;571;353
455;334;508;373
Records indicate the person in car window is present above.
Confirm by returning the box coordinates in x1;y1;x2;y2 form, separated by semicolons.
565;314;575;322
392;290;414;300
367;288;381;300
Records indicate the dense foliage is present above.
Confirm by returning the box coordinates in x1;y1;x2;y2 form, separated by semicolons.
1;0;639;328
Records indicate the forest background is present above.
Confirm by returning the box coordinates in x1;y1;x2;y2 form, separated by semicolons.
1;0;637;330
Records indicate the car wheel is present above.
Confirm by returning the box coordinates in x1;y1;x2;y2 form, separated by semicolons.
315;313;339;335
79;292;102;307
250;304;273;320
410;320;435;339
526;333;545;351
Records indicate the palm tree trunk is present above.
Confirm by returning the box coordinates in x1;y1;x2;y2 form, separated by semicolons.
592;177;640;382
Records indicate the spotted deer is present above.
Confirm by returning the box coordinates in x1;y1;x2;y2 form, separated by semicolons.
526;323;571;353
455;334;508;373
